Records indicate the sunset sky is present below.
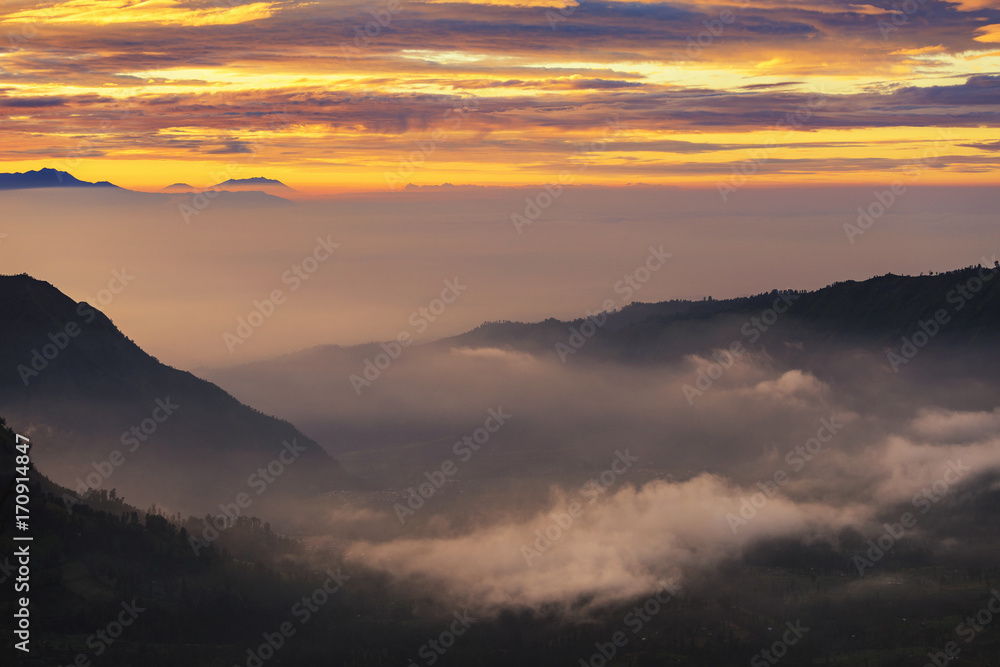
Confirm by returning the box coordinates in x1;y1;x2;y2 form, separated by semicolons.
2;0;1000;192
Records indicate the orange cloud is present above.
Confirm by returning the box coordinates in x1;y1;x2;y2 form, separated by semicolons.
974;24;1000;42
891;44;947;55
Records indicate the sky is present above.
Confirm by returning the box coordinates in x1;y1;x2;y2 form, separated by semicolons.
2;0;1000;192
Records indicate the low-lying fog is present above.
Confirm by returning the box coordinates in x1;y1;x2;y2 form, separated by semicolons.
204;337;1000;615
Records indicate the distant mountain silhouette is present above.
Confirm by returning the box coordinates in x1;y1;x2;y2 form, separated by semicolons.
160;182;197;192
216;177;290;186
0;274;358;517
0;168;120;190
0;170;295;206
211;177;297;193
158;180;297;201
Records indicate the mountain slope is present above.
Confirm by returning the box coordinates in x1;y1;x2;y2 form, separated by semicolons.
0;274;359;517
449;265;1000;361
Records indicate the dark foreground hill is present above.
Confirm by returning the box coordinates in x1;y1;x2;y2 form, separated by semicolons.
0;274;359;517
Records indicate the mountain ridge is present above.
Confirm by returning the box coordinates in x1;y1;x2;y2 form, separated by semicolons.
443;264;1000;358
0;273;360;517
0;168;120;190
